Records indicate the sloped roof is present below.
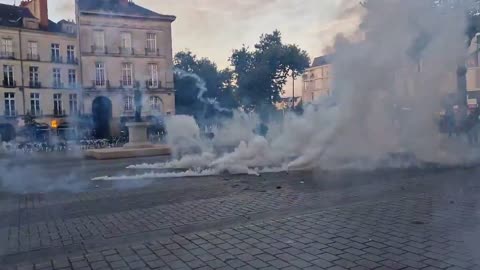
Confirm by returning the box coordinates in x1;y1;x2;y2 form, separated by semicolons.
0;3;36;27
78;0;176;21
312;55;333;67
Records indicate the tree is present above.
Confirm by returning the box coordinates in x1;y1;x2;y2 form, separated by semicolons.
230;30;310;115
174;51;237;120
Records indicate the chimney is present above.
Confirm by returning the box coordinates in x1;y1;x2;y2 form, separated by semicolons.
20;0;49;29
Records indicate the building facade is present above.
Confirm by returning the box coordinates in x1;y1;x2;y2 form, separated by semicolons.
0;0;80;134
302;55;332;103
77;0;176;137
467;34;480;109
0;0;176;139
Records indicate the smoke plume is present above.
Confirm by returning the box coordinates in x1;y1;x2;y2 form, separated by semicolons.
99;0;480;180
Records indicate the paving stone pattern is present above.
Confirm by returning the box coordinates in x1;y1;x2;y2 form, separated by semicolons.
1;168;480;269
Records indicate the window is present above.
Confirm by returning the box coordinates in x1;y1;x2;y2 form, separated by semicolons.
53;94;63;116
124;96;133;111
53;68;61;88
69;94;78;115
28;41;38;59
1;39;13;57
51;44;60;62
121;32;132;50
93;30;105;50
121;63;133;86
68;69;76;86
67;45;75;63
95;62;105;86
30;93;41;116
4;92;15;116
29;66;39;87
150;96;162;111
148;64;159;87
3;65;14;87
146;33;157;52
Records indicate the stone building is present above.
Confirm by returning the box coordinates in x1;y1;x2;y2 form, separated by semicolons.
77;0;176;137
302;55;332;103
0;0;79;138
0;0;176;139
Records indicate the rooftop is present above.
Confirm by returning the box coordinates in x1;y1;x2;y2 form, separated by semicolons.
0;3;35;27
78;0;176;22
312;55;333;67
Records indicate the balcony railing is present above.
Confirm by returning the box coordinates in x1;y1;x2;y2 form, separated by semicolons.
4;110;17;117
53;81;64;89
120;80;140;89
0;51;15;59
27;110;43;117
53;109;66;117
146;80;161;89
2;80;16;88
51;55;63;63
68;82;79;89
29;81;42;88
92;80;110;88
27;53;40;61
145;48;161;56
119;47;135;55
91;45;108;54
66;57;79;64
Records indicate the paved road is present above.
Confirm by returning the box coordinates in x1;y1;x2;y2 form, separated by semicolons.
0;159;480;269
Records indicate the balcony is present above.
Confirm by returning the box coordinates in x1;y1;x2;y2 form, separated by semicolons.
53;109;66;117
2;80;16;88
27;110;43;117
4;110;17;117
68;82;79;89
145;48;161;56
146;80;161;89
53;81;64;89
51;55;63;63
0;51;15;59
29;81;42;88
119;47;134;55
66;57;79;64
92;80;110;89
27;53;40;61
120;80;140;89
91;45;108;54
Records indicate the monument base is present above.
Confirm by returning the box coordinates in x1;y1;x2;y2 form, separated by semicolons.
85;145;170;160
85;121;171;160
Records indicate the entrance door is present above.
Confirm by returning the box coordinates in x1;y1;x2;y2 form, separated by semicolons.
92;96;112;139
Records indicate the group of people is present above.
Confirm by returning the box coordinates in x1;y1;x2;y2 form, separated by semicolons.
443;106;480;144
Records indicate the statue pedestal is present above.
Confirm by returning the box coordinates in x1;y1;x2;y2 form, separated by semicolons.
124;122;152;149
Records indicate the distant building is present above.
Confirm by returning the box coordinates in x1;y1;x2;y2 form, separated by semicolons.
0;0;176;139
302;55;332;103
77;0;176;137
467;34;480;109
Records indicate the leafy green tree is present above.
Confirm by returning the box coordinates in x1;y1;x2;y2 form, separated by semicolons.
174;51;237;120
230;30;310;115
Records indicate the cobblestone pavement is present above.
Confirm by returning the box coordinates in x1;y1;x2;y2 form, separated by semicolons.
1;165;480;269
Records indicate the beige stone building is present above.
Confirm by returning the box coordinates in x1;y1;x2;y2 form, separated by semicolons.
0;0;79;136
467;34;480;109
0;0;176;139
77;0;176;137
302;55;332;103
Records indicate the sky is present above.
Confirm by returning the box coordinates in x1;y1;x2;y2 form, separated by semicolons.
0;0;360;96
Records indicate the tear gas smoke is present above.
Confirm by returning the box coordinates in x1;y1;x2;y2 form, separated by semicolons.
117;0;480;180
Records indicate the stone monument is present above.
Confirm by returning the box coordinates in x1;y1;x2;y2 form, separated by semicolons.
124;88;151;148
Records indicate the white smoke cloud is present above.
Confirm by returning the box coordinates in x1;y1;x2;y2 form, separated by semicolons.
94;0;480;181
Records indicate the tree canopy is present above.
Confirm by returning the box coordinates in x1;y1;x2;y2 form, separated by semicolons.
230;30;310;114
